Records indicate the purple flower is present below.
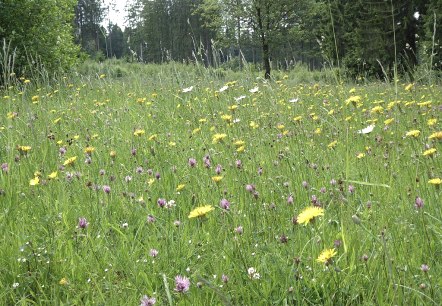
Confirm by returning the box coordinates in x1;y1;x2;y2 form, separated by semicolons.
287;195;294;205
147;215;156;223
188;158;197;167
99;169;106;176
220;198;230;210
311;195;318;205
136;166;144;174
221;274;229;283
415;197;424;209
235;159;242;169
215;164;222;175
204;155;211;168
334;240;342;248
173;220;181;227
257;167;263;175
302;181;309;189
78;217;88;229
348;185;355;194
245;184;255;192
157;198;166;208
59;147;67;155
155;172;161;180
174;275;190;293
102;185;111;194
235;226;243;235
320;187;326;193
140;295;156;306
149;249;159;258
421;264;429;272
1;163;9;173
125;175;132;182
131;148;137;156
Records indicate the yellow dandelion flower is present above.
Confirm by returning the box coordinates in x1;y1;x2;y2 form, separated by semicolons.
59;278;68;285
356;152;365;159
48;171;58;179
317;248;337;264
176;184;185;191
423;148;436;156
345;95;361;106
212;133;227;144
370;106;384;114
405;130;420;137
277;124;285;130
293;116;302;122
249;121;259;129
427;118;437;126
234;140;245;147
236;145;245;153
327;140;338;149
134;129;145;136
428;131;442;140
29;177;39;186
63;156;77;166
221;114;232;122
99;74;106;79
428;178;441;185
31;95;39;103
349;87;356;93
297;206;324;225
148;134;157;141
328;109;335;115
110;150;116;158
7;112;17;119
404;83;414;91
84;146;95;154
199;118;207;123
212;176;223;183
228;105;238;111
192;127;201;134
384;118;394;125
18;145;32;153
169;141;176;147
188;205;214;218
314;128;322;135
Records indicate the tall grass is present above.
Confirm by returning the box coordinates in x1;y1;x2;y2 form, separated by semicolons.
0;60;441;305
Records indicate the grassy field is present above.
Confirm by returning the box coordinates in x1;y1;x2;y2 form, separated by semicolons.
0;61;441;305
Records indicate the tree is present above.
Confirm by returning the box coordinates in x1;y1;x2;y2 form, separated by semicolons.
0;0;80;83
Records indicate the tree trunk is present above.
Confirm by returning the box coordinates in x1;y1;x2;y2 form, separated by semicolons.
255;6;271;79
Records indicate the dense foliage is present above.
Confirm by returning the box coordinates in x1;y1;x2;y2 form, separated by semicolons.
0;0;80;80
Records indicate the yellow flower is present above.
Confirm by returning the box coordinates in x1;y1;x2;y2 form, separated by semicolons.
110;150;117;158
423;148;436;156
427;118;437;126
188;205;214;218
212;176;223;183
297;206;324;225
18;145;32;153
29;177;40;186
370;106;384;114
63;156;77;166
221;114;232;122
147;178;155;186
405;130;420;137
384;118;394;125
148;134;157;141
99;74;106;79
277;124;285;130
84;146;95;154
212;133;227;144
356;152;365;159
327;140;338;149
59;278;68;285
317;248;337;264
7;112;17;119
234;140;245;147
293;116;302;122
176;184;185;191
404;83;414;91
53;117;61;124
192;128;201;134
134;129;145;136
236;145;245;153
345;95;361;106
24;79;31;84
228;105;238;111
31;95;39;103
428;131;442;140
428;178;441;185
249;121;259;129
48;171;58;179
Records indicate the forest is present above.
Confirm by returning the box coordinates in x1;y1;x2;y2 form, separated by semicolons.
0;0;441;81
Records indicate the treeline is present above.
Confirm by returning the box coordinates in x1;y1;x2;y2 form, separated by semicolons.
0;0;441;81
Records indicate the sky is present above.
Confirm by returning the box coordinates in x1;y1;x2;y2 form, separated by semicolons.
103;0;129;30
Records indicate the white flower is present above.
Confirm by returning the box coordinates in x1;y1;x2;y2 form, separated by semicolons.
289;97;299;103
182;86;194;93
253;273;261;279
357;124;375;134
249;87;259;93
234;95;247;101
219;85;228;92
247;267;256;275
12;282;19;289
413;11;420;20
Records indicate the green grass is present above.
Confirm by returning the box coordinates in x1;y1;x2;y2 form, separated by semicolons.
0;61;441;305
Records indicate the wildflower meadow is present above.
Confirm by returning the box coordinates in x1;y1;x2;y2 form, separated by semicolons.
1;62;441;305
